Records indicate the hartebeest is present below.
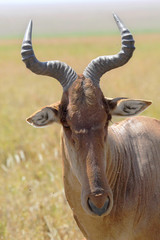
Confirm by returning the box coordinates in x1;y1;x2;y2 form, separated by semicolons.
21;14;160;240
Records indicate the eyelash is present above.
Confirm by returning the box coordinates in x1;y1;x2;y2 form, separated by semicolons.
63;122;70;129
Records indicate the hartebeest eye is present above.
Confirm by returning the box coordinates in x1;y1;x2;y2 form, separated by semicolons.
62;122;71;130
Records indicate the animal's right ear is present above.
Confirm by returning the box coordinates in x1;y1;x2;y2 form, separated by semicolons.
26;102;60;128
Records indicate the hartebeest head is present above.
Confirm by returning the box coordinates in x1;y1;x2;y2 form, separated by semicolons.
21;14;151;217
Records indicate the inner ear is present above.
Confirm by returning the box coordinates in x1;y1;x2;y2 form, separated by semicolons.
27;104;60;128
105;97;152;116
106;97;128;111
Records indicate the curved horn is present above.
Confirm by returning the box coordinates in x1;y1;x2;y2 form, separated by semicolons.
21;20;77;91
83;14;135;85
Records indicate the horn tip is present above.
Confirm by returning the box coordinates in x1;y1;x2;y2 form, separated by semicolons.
112;13;119;21
112;12;117;18
113;13;122;25
112;13;126;32
28;19;33;29
27;19;33;32
23;19;33;43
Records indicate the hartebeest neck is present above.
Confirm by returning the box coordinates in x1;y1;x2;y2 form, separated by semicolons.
105;132;122;191
106;124;136;216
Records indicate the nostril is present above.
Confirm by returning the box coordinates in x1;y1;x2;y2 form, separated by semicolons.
88;197;110;216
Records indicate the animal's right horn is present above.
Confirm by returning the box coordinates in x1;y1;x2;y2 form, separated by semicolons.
21;20;77;91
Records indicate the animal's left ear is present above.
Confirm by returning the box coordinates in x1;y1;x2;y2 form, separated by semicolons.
26;102;60;128
106;97;152;116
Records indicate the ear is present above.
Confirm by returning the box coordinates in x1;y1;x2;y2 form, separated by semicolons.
27;102;60;128
107;97;152;116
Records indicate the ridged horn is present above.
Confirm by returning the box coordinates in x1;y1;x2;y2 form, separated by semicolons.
21;20;77;91
83;14;135;85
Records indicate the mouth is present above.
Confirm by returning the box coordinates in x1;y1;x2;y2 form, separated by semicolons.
88;197;110;216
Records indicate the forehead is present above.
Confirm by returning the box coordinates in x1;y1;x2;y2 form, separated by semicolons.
69;77;101;104
66;76;107;128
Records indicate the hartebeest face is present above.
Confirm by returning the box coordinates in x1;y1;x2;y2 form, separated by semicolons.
21;14;151;217
60;76;113;216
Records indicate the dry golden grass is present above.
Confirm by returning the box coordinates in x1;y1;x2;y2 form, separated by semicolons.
0;33;160;240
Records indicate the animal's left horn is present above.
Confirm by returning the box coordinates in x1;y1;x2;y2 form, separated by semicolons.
21;20;77;91
83;14;135;85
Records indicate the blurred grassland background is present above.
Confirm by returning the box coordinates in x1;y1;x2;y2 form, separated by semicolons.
0;0;160;239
